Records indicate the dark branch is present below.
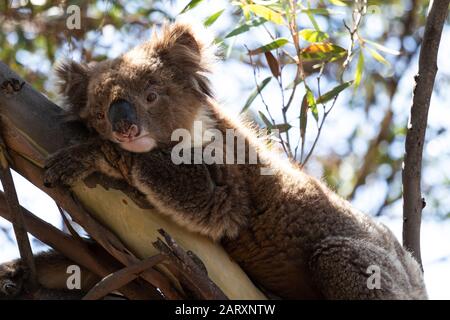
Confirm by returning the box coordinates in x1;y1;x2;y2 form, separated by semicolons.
0;131;38;293
83;254;166;300
402;0;450;269
153;229;228;300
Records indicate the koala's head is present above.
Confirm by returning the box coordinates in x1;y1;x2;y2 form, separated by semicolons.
55;23;213;153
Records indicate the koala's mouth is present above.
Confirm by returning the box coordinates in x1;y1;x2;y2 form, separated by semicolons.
112;124;141;143
112;129;156;153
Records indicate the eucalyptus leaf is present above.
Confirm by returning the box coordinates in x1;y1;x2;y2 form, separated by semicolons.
241;77;272;113
316;81;353;104
180;0;204;14
204;9;225;27
248;38;289;55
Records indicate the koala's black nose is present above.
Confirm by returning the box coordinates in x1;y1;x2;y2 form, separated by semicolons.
108;99;138;134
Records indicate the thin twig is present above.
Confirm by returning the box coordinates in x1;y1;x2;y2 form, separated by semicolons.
0;131;38;293
246;45;291;156
301;94;339;166
83;254;166;300
402;0;449;270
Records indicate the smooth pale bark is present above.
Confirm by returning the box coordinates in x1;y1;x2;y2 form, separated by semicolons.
0;61;265;299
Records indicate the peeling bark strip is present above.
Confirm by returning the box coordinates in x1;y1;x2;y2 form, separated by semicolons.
402;0;450;269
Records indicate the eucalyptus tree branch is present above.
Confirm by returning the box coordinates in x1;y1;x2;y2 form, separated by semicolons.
0;191;158;300
0;132;38;293
402;0;450;269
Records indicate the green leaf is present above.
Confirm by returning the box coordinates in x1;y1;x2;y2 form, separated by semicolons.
299;29;329;42
258;111;273;127
364;39;400;55
316;81;353;104
203;9;224;27
301;43;347;62
244;4;285;25
285;77;303;90
300;8;344;16
180;0;204;14
248;38;289;55
300;93;309;142
241;77;272;113
368;48;390;66
329;0;348;6
354;51;364;88
225;18;267;38
306;88;318;122
305;9;320;31
272;123;292;133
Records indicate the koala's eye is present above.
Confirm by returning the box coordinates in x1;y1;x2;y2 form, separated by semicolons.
96;112;105;120
147;92;158;103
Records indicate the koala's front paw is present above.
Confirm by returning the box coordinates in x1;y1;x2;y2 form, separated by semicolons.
44;149;91;188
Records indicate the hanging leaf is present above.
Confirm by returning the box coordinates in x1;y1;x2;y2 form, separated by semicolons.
364;39;400;55
225;36;236;59
301;43;347;62
241;77;272;113
300;93;309;144
244;4;285;25
368;48;390;66
248;38;289;55
258;111;273;128
225;17;267;38
306;88;318;122
272;123;292;133
354;51;364;88
299;29;329;42
305;9;320;31
180;0;204;14
316;81;353;104
203;9;225;27
264;51;280;78
285;76;303;90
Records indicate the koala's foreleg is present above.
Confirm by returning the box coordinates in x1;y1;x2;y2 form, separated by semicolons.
130;149;250;241
44;141;123;187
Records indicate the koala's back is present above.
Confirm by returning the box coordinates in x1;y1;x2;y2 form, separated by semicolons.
222;165;427;299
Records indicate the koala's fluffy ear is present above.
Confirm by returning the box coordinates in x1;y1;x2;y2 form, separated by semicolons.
153;22;214;98
54;61;90;115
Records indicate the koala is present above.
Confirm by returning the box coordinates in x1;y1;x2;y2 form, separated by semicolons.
1;22;427;299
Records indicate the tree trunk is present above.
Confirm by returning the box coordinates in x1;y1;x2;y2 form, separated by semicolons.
402;0;450;269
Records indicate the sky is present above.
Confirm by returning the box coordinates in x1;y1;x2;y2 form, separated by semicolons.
0;0;449;300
